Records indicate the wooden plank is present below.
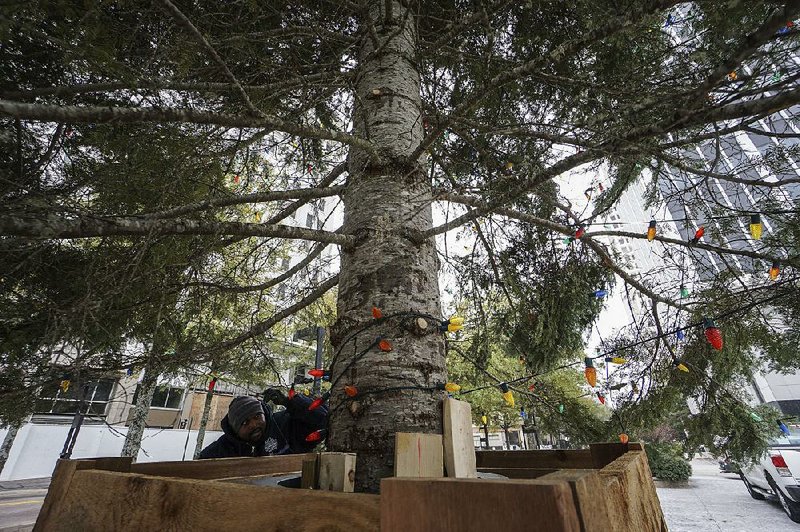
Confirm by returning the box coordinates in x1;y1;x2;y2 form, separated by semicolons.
381;477;581;531
476;449;594;469
589;442;642;468
301;453;320;489
597;450;667;532
442;398;477;478
539;469;612;532
394;432;443;478
214;471;301;486
318;452;356;492
34;457;132;532
130;453;309;480
477;467;559;479
48;469;380;531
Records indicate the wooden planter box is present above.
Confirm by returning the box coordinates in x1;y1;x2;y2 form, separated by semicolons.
34;443;666;531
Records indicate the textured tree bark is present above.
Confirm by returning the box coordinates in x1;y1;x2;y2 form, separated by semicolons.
121;365;158;459
193;385;215;459
0;421;22;476
328;0;446;493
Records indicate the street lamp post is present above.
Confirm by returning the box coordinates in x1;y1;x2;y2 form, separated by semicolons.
313;326;325;394
293;326;326;394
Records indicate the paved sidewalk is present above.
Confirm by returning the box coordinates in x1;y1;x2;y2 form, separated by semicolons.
0;479;50;491
657;458;794;531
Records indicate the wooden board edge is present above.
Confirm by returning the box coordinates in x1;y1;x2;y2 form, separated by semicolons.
34;457;132;532
130;453;311;479
57;469;381;531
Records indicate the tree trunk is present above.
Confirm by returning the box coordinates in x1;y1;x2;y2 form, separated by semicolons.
193;385;215;459
121;364;158;459
0;421;22;476
329;0;446;493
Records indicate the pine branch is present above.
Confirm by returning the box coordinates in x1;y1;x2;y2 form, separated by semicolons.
0;214;355;247
411;0;685;161
189;274;339;360
0;99;375;154
0;73;351;100
183;242;328;294
654;151;800;188
156;0;261;116
585;228;795;267
142;184;344;219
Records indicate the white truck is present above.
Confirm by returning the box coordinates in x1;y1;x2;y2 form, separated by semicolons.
740;433;800;523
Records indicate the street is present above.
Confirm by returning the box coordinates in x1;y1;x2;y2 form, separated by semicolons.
0;479;48;532
657;458;796;531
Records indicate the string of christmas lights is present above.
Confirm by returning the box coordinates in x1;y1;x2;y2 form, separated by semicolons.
456;282;797;397
276;273;798;448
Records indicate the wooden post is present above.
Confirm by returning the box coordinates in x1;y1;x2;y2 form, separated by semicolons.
394;433;443;478
539;469;612;532
301;453;320;489
596;448;666;532
318;452;356;492
442;398;477;478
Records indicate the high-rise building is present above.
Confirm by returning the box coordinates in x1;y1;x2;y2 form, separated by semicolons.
598;102;800;415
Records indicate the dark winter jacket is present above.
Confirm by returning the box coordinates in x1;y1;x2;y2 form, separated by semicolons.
198;394;327;459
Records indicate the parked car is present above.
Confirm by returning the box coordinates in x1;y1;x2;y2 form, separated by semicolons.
718;455;737;473
740;433;800;523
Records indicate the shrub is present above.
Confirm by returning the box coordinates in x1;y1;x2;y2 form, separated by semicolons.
645;443;692;482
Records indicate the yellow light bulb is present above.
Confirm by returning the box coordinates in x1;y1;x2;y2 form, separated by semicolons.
502;390;515;407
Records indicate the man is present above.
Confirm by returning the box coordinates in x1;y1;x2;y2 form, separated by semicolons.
198;388;327;459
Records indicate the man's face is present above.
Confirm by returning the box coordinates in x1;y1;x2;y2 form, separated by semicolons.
236;412;266;444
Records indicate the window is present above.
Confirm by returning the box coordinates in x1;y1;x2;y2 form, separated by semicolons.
35;377;114;416
293;365;309;384
281;257;291;269
148;385;184;409
306;213;314;228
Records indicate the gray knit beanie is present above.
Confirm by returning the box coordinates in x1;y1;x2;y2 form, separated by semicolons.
227;396;263;431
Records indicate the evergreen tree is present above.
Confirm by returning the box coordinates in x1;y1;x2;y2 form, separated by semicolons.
1;1;799;491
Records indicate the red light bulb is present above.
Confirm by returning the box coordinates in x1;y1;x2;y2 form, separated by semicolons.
308;392;330;411
704;318;723;350
305;430;324;443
